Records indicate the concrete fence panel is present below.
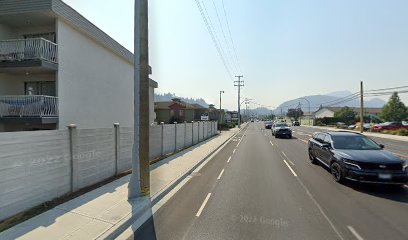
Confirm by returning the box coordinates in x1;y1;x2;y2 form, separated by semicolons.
163;124;175;155
0;130;71;221
185;123;193;147
118;127;133;173
76;128;115;189
192;122;199;144
149;125;162;160
176;123;184;150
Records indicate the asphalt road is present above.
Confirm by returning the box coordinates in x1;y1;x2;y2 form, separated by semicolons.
134;122;408;240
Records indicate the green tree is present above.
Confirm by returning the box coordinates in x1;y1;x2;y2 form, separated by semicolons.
334;106;355;119
286;108;303;120
380;92;408;121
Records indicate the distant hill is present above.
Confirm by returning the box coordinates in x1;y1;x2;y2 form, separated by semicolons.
155;93;209;107
274;91;385;114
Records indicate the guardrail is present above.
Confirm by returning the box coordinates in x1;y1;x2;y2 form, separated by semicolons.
0;38;58;63
0;95;58;117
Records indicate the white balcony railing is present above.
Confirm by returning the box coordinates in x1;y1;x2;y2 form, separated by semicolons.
0;95;58;117
0;38;57;63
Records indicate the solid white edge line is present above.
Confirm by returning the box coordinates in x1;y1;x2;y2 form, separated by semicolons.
281;151;288;159
227;156;232;163
217;169;225;180
233;149;236;154
196;193;212;217
269;141;274;146
283;159;298;177
347;226;365;240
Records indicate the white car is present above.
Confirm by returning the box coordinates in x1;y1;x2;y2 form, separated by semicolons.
271;123;292;138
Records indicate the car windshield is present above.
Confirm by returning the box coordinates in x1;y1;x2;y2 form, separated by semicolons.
331;135;381;150
275;123;288;127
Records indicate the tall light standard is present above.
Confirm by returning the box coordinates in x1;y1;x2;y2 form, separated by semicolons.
299;97;311;126
219;90;224;133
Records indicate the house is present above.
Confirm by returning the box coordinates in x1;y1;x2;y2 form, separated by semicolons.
154;98;210;123
314;107;382;119
225;111;239;123
0;0;157;132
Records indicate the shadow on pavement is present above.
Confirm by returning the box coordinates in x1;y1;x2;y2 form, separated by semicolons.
347;182;408;203
132;214;158;240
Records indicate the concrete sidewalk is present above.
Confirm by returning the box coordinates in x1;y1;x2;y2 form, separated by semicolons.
0;127;242;240
303;125;408;142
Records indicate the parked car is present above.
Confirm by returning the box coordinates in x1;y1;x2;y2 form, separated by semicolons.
272;123;292;138
372;122;408;131
293;120;300;126
347;125;356;129
308;131;408;186
264;121;273;129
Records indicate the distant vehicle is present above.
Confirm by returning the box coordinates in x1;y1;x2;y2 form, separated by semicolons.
402;121;408;126
348;125;356;129
352;123;371;130
293;120;300;126
308;131;408;186
372;122;408;131
264;121;273;129
272;123;292;138
251;119;254;122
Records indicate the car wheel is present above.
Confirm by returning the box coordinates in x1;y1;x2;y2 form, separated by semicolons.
308;149;317;164
330;162;344;183
275;134;278;138
288;134;292;139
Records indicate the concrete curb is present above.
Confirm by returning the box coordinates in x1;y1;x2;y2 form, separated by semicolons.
100;125;247;239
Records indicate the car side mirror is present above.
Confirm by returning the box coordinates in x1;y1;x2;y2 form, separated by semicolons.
321;143;331;149
379;144;384;149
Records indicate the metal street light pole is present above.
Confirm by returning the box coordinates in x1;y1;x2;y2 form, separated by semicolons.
219;90;224;133
299;97;310;126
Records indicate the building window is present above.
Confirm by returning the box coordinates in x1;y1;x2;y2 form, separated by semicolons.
25;81;56;96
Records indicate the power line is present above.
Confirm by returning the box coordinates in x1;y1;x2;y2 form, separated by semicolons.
221;0;242;74
194;0;233;80
366;85;408;93
210;0;239;74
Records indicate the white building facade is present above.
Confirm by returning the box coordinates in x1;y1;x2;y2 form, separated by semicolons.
0;0;157;131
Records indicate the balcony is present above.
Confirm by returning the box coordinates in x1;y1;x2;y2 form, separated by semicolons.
0;95;58;124
0;38;58;73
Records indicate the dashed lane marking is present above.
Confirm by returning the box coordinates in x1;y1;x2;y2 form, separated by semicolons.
347;226;365;240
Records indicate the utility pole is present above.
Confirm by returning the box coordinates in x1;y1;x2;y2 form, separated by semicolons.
234;76;244;128
219;90;224;133
129;0;150;199
360;81;364;133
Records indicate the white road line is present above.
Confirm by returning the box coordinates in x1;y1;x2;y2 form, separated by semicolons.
288;159;295;166
236;141;241;147
298;180;345;240
269;141;274;146
227;156;232;163
233;149;236;154
196;193;212;217
347;226;365;240
283;160;298;177
281;151;288;159
217;169;225;180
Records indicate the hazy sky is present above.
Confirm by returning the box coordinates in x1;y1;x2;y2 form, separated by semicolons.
64;0;408;110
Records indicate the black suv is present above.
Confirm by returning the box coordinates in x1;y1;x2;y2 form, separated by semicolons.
308;131;408;186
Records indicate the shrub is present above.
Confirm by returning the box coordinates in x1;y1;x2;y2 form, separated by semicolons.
394;128;408;136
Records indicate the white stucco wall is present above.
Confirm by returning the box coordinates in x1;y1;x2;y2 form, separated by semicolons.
314;108;335;118
57;19;134;129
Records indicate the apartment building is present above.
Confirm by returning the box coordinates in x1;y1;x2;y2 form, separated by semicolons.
0;0;157;132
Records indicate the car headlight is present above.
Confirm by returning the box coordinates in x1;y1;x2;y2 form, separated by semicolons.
403;163;408;172
343;159;362;170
